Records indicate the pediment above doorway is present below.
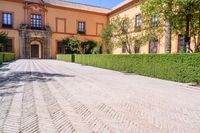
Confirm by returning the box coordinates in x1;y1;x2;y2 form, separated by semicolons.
29;38;44;45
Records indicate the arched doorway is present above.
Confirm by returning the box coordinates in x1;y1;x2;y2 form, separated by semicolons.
30;41;42;59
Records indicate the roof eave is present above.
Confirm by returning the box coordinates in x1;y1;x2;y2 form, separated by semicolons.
108;0;140;16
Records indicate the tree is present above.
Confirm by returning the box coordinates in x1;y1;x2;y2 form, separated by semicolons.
111;16;136;54
171;0;200;52
192;2;200;52
81;40;97;54
140;0;200;53
0;31;8;52
140;0;174;53
92;45;102;54
100;22;113;54
62;36;81;54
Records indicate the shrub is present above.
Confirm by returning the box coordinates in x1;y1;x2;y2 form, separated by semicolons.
61;37;100;54
1;52;15;62
0;31;8;51
62;36;81;54
74;54;200;84
92;45;102;54
81;40;97;54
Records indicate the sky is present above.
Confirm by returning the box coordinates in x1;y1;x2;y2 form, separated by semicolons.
64;0;125;9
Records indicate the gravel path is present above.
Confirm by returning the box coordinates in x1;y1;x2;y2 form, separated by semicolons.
0;59;200;133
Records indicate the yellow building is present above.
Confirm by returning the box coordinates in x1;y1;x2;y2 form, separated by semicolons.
0;0;194;59
109;0;195;54
0;0;109;58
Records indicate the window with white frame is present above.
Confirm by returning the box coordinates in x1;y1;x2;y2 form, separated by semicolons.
31;14;42;29
149;39;158;53
135;14;141;30
178;35;186;53
2;12;13;28
77;21;85;34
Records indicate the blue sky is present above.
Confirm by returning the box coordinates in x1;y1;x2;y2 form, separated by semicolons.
65;0;124;9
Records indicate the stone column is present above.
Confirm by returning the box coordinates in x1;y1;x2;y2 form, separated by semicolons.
19;30;26;59
25;33;30;59
44;30;52;59
46;36;51;59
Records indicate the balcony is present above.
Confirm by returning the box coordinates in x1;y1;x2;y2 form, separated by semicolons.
2;24;13;29
19;24;51;31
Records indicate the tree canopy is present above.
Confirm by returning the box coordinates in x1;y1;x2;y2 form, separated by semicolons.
61;36;98;54
140;0;200;52
81;40;97;54
62;36;81;54
110;16;136;54
100;22;113;54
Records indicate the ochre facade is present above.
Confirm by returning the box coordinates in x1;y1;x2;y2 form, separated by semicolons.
109;0;196;54
0;0;195;58
0;0;108;58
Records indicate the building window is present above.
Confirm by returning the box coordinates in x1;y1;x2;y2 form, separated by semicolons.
57;41;65;54
77;21;85;34
2;12;13;28
134;45;140;54
122;44;127;53
135;14;141;31
178;35;186;53
134;40;141;53
149;39;158;53
151;15;158;26
31;14;42;29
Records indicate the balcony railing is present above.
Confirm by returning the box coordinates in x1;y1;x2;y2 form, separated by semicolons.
20;24;51;31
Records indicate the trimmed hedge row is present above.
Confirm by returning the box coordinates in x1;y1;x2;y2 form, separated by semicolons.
57;54;200;83
56;54;75;62
0;53;3;64
0;52;15;63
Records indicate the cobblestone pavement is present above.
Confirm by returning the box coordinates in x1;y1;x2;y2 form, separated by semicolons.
0;59;200;133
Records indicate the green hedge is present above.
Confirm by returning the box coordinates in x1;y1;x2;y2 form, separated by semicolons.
0;52;15;62
0;53;3;64
56;54;200;83
56;54;75;62
74;54;200;84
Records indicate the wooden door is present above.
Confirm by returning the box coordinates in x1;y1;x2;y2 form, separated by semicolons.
31;44;39;58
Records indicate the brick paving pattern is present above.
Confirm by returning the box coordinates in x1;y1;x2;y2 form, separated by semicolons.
0;59;200;133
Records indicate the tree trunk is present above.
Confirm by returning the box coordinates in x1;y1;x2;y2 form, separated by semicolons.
196;9;200;52
165;19;171;53
0;45;2;52
128;44;132;54
185;15;191;53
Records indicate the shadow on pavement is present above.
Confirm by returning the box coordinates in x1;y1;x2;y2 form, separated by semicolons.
0;68;10;72
0;71;75;97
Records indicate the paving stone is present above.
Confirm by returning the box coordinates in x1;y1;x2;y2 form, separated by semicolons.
0;59;200;133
